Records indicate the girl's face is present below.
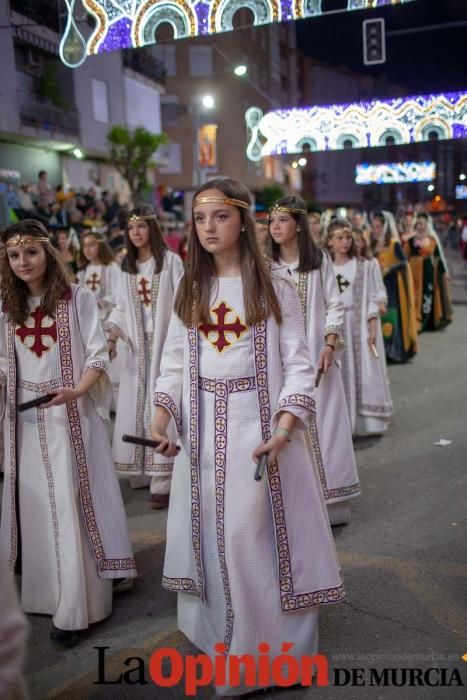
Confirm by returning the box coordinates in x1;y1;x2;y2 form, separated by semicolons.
415;217;428;234
328;228;353;256
57;232;68;250
193;189;243;256
307;215;322;243
255;223;269;249
7;242;48;290
82;235;100;263
268;211;298;246
371;217;384;238
354;233;365;255
128;220;150;248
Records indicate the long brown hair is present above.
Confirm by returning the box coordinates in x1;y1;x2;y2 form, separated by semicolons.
76;231;115;269
1;220;72;325
324;218;357;260
370;211;391;253
269;195;322;272
121;205;167;274
352;227;371;260
174;178;282;327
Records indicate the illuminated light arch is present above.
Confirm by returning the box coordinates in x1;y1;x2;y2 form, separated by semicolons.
133;0;198;46
414;118;451;142
245;90;467;159
210;0;281;34
83;0;110;55
61;0;416;64
296;136;318;151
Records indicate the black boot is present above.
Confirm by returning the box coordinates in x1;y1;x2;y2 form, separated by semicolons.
50;624;80;648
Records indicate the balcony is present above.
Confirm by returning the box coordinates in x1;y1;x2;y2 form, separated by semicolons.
17;90;80;136
122;49;166;86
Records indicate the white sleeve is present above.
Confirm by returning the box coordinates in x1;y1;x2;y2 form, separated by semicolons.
272;279;316;431
154;310;184;436
105;271;132;347
321;252;345;346
0;567;28;699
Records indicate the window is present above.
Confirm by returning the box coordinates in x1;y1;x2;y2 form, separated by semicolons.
161;95;182;127
92;78;109;123
153;44;177;77
189;45;213;77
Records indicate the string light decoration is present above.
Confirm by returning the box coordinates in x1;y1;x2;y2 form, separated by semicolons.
245;91;467;160
59;0;414;67
355;161;436;185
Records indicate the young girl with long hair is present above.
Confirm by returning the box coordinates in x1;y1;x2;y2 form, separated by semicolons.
325;218;393;436
77;231;120;321
370;211;417;362
353;226;387;316
269;196;360;526
150;179;343;696
0;219;136;646
105;206;183;509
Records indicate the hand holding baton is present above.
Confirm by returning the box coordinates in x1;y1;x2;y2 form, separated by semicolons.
315;369;324;388
18;394;55;412
122;434;181;454
370;343;379;359
254;453;268;481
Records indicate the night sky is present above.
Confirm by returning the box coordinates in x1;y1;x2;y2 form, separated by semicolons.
296;0;467;97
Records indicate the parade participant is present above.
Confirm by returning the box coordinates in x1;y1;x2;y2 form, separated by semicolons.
151;178;344;696
254;212;269;256
370;211;418;363
325;219;393;436
77;231;122;406
0;567;28;699
404;213;453;331
307;209;324;247
105;206;183;509
353;227;387;315
269;195;360;526
77;231;120;322
399;208;416;243
54;227;78;278
0;220;136;646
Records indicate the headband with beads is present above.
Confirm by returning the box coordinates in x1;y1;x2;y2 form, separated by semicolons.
192;195;251;211
128;214;158;223
269;205;308;216
5;234;52;248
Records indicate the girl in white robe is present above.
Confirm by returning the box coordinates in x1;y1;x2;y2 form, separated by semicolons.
325;219;393;436
354;226;388;314
269;196;360;527
77;231;122;407
105;207;183;509
0;220;136;646
151;179;344;696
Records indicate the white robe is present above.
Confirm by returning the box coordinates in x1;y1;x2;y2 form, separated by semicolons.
0;567;28;699
0;286;136;631
282;254;360;523
106;251;184;487
154;272;344;696
334;258;393;436
369;257;388;307
78;261;122;407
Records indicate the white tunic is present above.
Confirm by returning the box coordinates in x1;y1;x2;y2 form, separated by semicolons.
77;262;121;322
281;254;360;508
334;258;393;436
106;251;184;476
155;273;344;696
0;287;136;631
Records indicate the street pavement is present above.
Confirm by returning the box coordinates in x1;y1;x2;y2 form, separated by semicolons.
4;256;467;700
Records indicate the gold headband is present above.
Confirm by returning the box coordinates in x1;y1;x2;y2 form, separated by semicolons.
270;205;307;216
5;234;51;248
128;214;158;223
192;196;251;211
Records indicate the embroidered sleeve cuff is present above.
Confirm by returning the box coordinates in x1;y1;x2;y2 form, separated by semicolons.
273;394;316;431
104;321;132;347
154;392;182;436
324;324;345;348
84;360;108;375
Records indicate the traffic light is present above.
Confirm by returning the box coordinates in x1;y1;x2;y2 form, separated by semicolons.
363;18;386;65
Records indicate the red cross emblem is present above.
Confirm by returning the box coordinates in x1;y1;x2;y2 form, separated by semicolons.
138;277;151;306
199;302;247;353
86;272;101;291
15;306;57;358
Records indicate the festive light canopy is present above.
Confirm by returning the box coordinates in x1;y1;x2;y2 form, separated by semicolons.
356;161;436;185
60;0;415;68
245;91;467;160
